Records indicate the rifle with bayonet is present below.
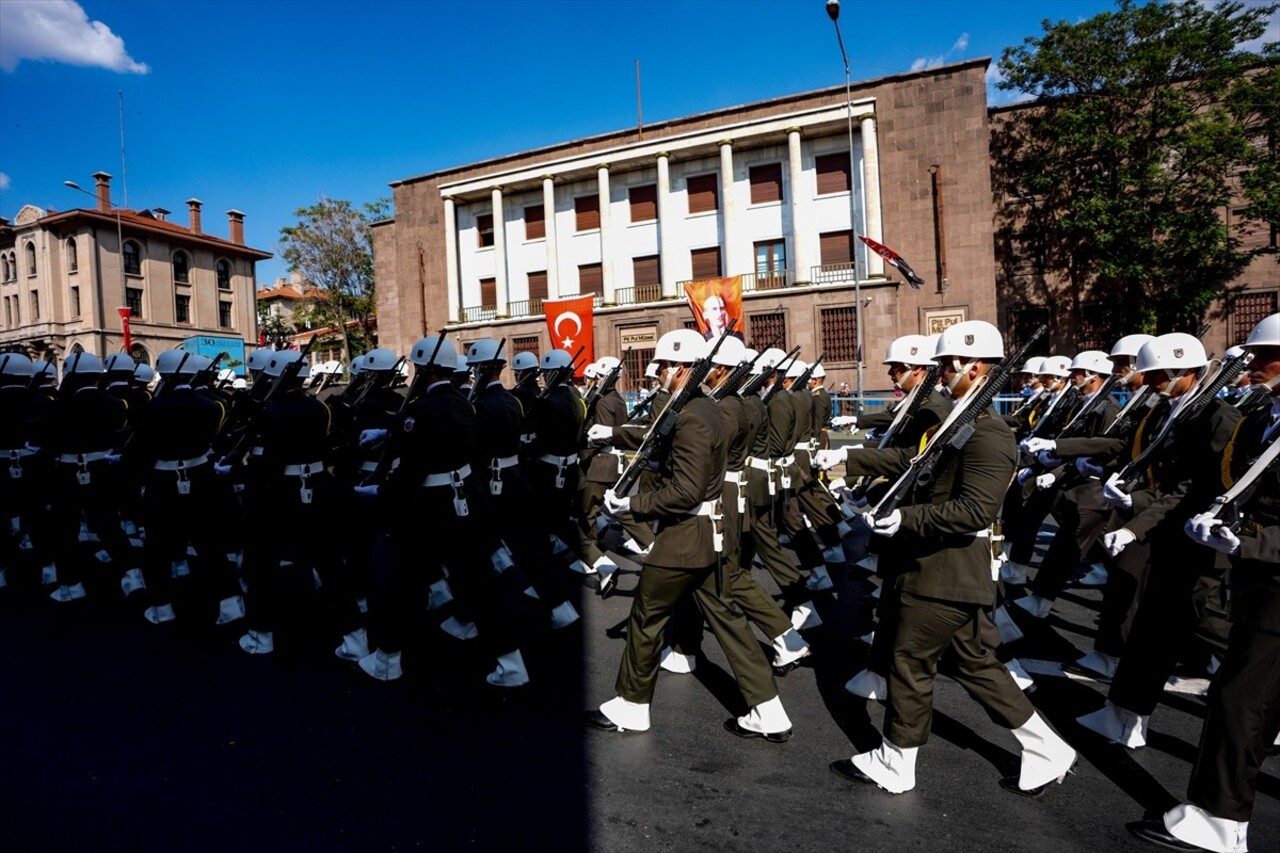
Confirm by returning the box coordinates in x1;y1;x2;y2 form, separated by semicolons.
217;339;316;468
711;342;772;401
845;362;941;501
758;346;802;404
582;358;623;434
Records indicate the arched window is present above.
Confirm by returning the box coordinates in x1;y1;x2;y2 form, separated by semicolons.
25;242;36;276
216;259;232;290
1;253;9;281
123;240;141;276
67;238;79;273
129;344;150;366
70;342;85;354
173;250;190;283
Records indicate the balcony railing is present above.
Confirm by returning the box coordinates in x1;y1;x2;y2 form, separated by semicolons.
614;282;664;306
460;304;497;323
740;269;797;292
506;298;544;318
811;262;856;284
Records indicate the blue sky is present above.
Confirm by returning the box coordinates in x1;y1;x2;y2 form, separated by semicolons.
1;0;1272;285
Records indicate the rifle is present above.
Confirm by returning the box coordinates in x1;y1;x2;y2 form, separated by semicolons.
1026;385;1081;438
582;359;623;431
1008;386;1048;421
1101;384;1155;438
711;344;771;402
759;347;803;405
846;362;941;501
192;351;229;390
871;324;1047;519
539;345;586;399
613;322;737;496
1205;437;1280;535
1113;349;1253;491
218;339;316;468
468;338;506;403
152;352;191;398
788;354;824;399
1054;374;1123;440
360;332;447;486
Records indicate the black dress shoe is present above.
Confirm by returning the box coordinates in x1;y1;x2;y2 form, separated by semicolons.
999;775;1049;798
1125;818;1202;851
829;758;875;785
773;660;803;677
1062;660;1113;682
724;718;792;743
584;710;632;733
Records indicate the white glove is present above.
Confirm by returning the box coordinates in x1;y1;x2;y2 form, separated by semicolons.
853;508;901;537
831;415;858;429
1184;512;1241;555
1037;450;1063;468
586;424;614;445
1016;467;1034;485
1035;473;1057;491
813;448;847;470
358;428;388;448
603;488;631;516
1023;437;1057;455
1102;473;1133;509
214;460;234;476
1102;528;1136;556
1076;457;1106;478
353;484;380;499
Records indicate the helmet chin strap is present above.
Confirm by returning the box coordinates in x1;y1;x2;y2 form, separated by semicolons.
946;357;975;393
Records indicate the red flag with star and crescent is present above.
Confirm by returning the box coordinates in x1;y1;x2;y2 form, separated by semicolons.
543;294;595;377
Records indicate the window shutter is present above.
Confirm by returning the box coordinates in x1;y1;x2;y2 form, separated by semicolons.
525;205;545;240
579;263;603;296
819;230;853;266
632;255;660;288
527;270;548;307
749;163;783;204
687;174;719;214
480;277;497;309
690;247;722;280
629;185;657;222
815;152;851;195
575;195;600;231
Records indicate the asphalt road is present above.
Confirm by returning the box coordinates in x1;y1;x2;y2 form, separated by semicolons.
1;513;1276;853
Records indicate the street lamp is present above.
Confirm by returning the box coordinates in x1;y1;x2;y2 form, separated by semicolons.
826;0;865;416
64;179;129;353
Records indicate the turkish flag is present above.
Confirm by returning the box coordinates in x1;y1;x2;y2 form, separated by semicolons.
543;294;594;376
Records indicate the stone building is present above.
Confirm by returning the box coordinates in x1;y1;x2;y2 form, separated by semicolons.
0;172;270;366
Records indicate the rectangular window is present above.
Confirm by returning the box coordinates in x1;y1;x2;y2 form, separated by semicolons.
527;270;548;310
480;277;497;310
30;291;40;320
512;334;540;361
476;213;494;248
632;255;661;302
621;347;654;393
3;296;10;326
524;205;545;240
175;294;191;324
749;163;783;205
629;184;657;222
820;306;858;363
690;246;722;281
686;174;719;215
218;299;233;328
819;230;853;266
575;195;600;232
748;311;786;351
127;287;143;318
816;152;851;195
70;286;80;317
1233;290;1279;345
754;240;786;288
578;262;603;297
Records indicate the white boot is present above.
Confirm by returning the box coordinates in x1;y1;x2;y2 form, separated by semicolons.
850;738;918;794
659;646;696;674
550;535;569;555
426;579;453;610
856;553;878;572
144;603;177;624
334;627;370;661
595;555;619;596
186;545;199;557
598;696;651;732
732;695;793;741
522;586;541;600
170;559;190;578
486;650;530;687
490;546;515;573
992;605;1025;643
50;582;87;602
18;535;33;551
1013;593;1052;619
41;563;58;585
771;629;811;667
621;537;650;556
1073;650;1119;680
568;559;595;575
1010;711;1077;792
1001;560;1031;585
216;595;246;625
358;649;403;681
806;564;834;591
858;630;875;645
844;668;888;699
1005;658;1036;692
94;549;112;563
439;616;479;641
239;630;274;655
549;600;580;629
1077;700;1148;748
1075;562;1108;587
790;600;823;631
120;568;147;597
870;585;882;600
823;544;848;565
357;597;368;614
1162;803;1249;853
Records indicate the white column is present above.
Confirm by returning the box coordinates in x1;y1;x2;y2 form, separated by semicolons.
787;129;810;284
542;176;560;299
490;187;509;315
443;197;460;324
597;165;614;304
859;112;885;277
656;153;675;298
719;141;736;275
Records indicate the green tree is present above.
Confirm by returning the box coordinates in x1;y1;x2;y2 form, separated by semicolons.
992;0;1278;339
279;196;390;371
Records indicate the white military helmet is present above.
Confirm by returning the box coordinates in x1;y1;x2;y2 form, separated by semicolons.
0;353;34;377
363;348;399;371
33;361;56;381
1224;345;1246;360
751;347;787;375
1134;333;1208;373
410;335;457;368
582;363;599;380
811;364;826;379
103;353;136;374
711;336;748;368
246;348;274;372
654;328;707;364
349;358;364;378
453;352;470;374
1039;355;1073;378
884;334;934;367
232;378;248;389
1069;350;1114;376
180;355;213;376
1111;334;1156;359
133;363;155;384
155;349;189;376
466;338;507;365
934;320;1003;361
785;359;808;379
540;349;573;370
217;368;236;383
596;355;622;373
1020;356;1047;375
643;360;660;379
512;351;539;371
262;349;307;378
1243;313;1280;349
61;351;103;376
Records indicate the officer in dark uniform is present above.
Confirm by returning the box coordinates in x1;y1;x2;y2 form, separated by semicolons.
782;360;847;592
0;354;53;592
525;349;590;578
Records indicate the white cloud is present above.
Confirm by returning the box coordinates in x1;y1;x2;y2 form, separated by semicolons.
0;173;10;190
0;0;148;74
952;34;970;52
912;32;971;71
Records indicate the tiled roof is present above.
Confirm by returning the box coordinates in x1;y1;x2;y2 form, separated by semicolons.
35;206;272;259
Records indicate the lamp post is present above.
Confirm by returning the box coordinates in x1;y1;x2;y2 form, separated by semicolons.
826;0;864;416
64;179;128;354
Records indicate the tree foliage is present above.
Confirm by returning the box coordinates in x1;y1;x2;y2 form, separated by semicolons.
278;196;390;369
992;0;1278;338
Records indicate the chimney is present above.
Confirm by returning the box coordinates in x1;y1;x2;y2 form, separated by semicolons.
187;198;203;233
153;207;170;222
92;171;113;213
227;209;245;244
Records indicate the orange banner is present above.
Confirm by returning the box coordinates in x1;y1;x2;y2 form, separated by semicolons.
684;275;744;341
544;294;595;377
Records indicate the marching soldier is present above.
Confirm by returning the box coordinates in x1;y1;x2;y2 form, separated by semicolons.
0;354;53;592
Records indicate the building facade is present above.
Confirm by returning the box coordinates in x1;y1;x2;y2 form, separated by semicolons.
373;60;999;394
0;172;270;367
